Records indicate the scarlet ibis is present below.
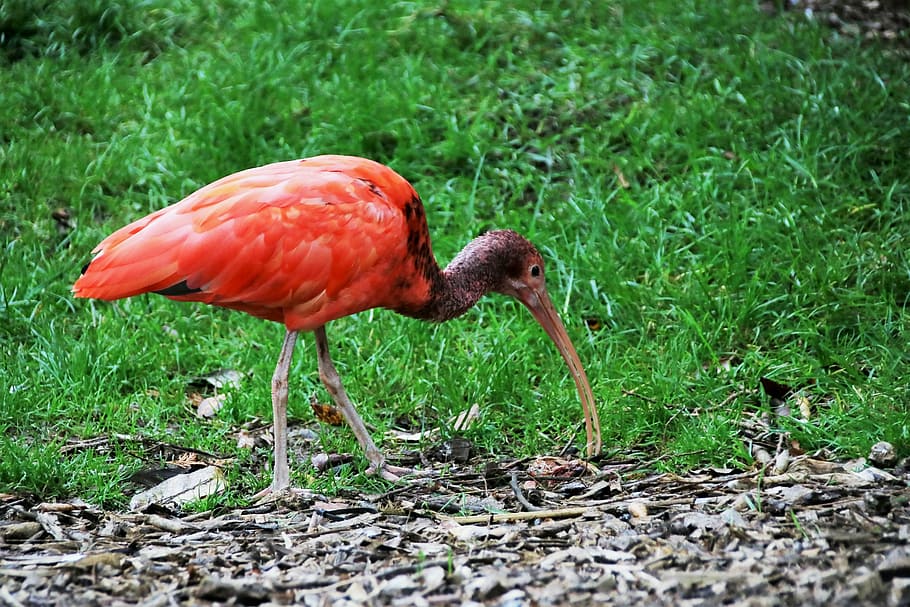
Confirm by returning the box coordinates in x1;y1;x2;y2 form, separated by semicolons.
73;155;602;493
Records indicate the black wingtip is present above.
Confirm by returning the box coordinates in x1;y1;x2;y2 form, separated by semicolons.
152;281;202;296
80;261;90;275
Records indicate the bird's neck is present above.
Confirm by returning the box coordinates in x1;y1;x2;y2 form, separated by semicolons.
410;233;508;322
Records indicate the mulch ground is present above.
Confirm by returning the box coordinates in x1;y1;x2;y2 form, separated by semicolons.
2;449;909;606
771;0;910;47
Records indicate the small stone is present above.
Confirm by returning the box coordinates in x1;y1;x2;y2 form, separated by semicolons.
879;548;910;582
0;521;42;539
771;449;791;475
890;577;910;607
720;508;748;527
669;511;725;535
732;492;757;512
627;501;648;519
852;568;884;602
864;492;892;516
495;589;526;607
196;394;227;418
870;441;897;467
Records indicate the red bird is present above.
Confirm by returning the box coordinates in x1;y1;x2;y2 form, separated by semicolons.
74;155;602;494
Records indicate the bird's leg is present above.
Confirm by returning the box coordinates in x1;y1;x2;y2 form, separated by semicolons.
269;329;298;493
313;326;411;482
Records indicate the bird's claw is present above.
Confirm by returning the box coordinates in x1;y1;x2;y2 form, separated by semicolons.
365;461;430;482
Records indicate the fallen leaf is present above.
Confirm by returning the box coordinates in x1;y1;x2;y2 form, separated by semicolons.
189;369;244;393
796;393;812;420
311;452;354;472
669;511;727;534
628;501;648;519
52;207;73;235
439;520;512;541
419;566;447;593
70;552;125;570
129;466;226;510
869;441;897;467
772;450;791;475
197;394;227;418
759;376;792;400
385;404;480;442
527;456;591;480
584;317;604;332
0;521;42;540
311;399;345;425
452;403;480;432
35;512;66;540
612;164;630;188
236;429;256;449
752;445;772;465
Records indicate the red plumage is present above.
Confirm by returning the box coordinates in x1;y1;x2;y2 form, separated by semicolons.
75;156;432;330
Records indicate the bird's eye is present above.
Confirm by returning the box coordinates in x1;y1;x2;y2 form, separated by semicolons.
530;264;541;278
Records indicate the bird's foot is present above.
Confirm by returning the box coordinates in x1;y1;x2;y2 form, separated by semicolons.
365;461;433;482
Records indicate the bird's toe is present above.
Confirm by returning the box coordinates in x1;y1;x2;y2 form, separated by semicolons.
366;461;427;482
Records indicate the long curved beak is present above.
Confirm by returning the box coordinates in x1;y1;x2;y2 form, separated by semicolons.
517;286;602;458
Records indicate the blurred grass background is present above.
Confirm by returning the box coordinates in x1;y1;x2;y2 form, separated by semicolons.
1;0;908;506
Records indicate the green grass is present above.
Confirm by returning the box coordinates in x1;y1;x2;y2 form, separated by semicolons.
1;0;908;507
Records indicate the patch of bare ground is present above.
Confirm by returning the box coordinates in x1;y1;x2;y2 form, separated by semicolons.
766;0;910;47
2;442;909;606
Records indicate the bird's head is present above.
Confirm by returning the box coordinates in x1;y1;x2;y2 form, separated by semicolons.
480;230;603;458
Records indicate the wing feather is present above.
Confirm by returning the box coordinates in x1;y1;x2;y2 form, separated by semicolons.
74;156;420;330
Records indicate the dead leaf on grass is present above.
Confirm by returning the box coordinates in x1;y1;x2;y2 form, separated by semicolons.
612;164;631;188
795;393;812;420
235;429;256;449
427;437;473;463
51;207;73;236
310;399;344;426
311;452;354;472
189;369;244;392
129;466;226;510
870;441;897;467
527;456;593;481
386;404;481;443
759;376;793;400
584;317;605;332
196;394;227;418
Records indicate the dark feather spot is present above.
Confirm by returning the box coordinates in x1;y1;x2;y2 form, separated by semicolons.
80;262;90;275
153;281;202;296
357;178;384;199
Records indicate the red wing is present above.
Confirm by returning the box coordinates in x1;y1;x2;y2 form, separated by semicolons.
74;158;416;329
